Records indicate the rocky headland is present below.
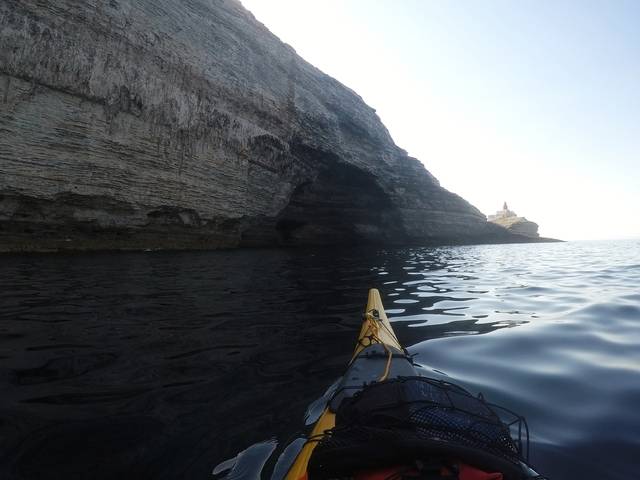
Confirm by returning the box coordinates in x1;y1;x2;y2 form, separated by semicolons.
0;0;552;252
488;203;544;239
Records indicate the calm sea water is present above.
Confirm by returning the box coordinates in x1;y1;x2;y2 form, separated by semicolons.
1;240;639;479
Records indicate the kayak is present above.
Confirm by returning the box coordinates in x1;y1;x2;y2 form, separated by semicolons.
284;288;544;480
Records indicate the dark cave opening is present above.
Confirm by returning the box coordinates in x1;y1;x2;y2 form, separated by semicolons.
274;158;404;246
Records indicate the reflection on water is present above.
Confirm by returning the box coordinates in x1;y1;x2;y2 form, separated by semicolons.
1;240;639;479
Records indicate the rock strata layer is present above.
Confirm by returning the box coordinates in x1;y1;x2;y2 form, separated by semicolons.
489;216;539;238
1;0;541;251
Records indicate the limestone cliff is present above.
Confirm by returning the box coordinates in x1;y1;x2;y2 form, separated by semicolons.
490;216;539;238
487;203;540;238
1;0;530;251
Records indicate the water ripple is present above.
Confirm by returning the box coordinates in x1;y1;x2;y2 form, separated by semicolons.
0;240;638;479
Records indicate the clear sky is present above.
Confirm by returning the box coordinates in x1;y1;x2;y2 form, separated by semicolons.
240;0;639;240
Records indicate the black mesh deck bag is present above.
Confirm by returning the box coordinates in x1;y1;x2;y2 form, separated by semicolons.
308;376;531;480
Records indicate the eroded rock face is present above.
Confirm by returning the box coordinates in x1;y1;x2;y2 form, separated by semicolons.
1;0;521;251
490;216;540;238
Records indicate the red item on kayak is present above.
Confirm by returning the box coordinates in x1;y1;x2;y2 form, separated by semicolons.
458;463;503;480
355;465;419;480
354;463;503;480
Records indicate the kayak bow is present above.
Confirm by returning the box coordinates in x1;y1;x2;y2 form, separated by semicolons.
285;288;400;480
284;288;544;480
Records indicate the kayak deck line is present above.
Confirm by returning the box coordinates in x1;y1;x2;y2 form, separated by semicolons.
285;288;399;480
284;288;544;480
352;288;402;358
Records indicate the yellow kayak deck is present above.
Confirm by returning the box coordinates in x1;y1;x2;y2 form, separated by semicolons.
282;288;539;480
285;288;401;480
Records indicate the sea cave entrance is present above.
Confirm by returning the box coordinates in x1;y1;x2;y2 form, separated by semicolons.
274;158;401;246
